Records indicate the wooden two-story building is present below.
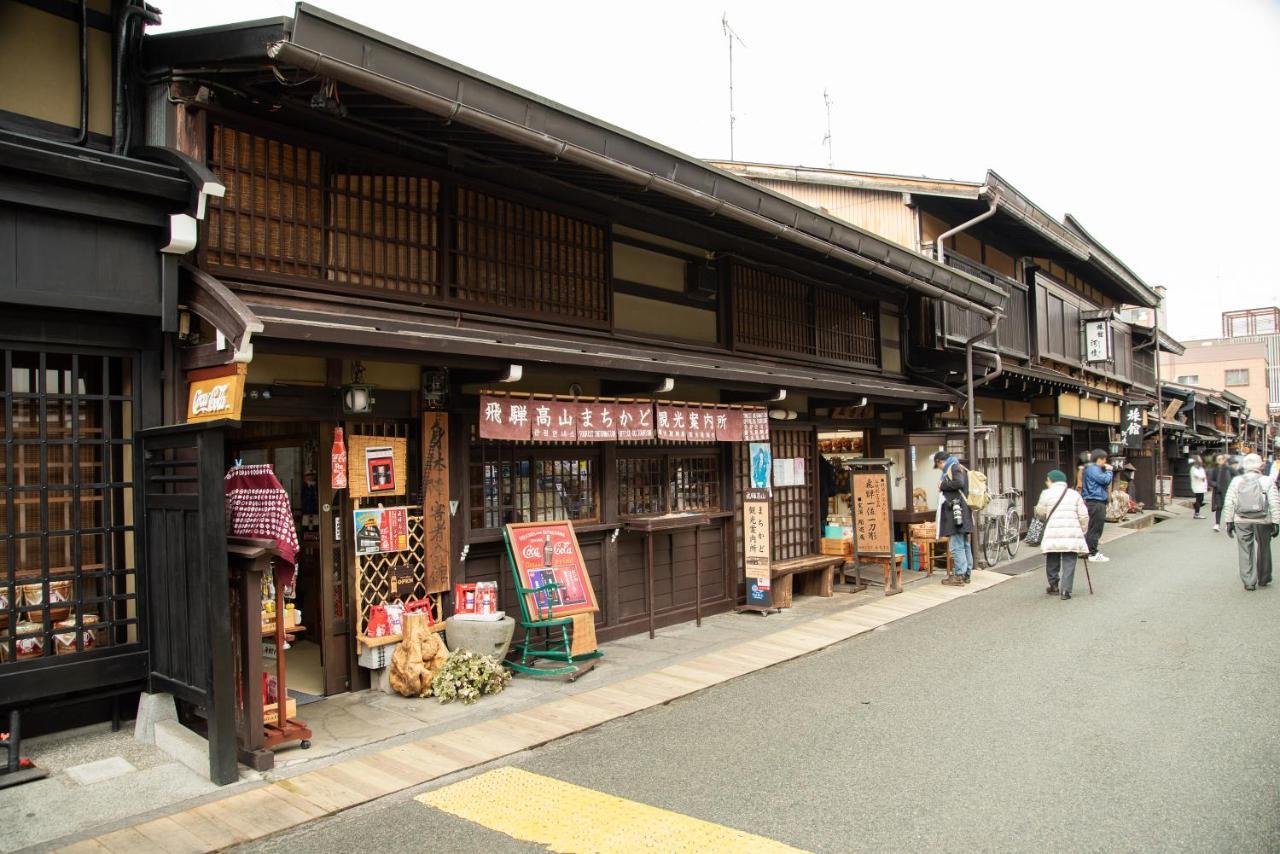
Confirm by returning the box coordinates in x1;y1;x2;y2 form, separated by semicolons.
0;0;220;725
713;162;1184;515
134;5;1006;701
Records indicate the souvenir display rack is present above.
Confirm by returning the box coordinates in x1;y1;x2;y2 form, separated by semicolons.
355;511;445;647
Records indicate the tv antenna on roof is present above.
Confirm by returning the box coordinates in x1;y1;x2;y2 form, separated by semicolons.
822;88;834;168
722;12;746;161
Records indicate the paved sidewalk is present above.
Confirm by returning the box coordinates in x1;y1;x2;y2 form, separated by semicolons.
36;570;1012;853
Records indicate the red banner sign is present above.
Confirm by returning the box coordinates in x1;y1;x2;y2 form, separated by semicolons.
715;409;743;442
479;395;532;440
686;406;717;443
576;402;618;441
655;404;688;441
505;521;599;619
615;403;655;441
531;401;578;441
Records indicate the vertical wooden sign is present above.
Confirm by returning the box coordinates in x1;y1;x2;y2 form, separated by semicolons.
422;412;451;594
741;488;773;609
852;472;892;556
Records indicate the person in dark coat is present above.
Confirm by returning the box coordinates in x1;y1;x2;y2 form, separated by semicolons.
934;451;975;585
1209;453;1233;533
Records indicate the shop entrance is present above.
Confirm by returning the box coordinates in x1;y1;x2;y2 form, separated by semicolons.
229;427;350;699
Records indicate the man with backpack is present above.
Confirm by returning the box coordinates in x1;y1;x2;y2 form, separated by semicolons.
934;451;975;585
1080;449;1114;563
1221;453;1280;590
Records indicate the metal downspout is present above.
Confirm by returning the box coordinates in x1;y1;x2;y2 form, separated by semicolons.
268;40;1001;321
936;196;998;267
1155;302;1164;508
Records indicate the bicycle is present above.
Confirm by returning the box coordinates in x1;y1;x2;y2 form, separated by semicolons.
979;488;1023;568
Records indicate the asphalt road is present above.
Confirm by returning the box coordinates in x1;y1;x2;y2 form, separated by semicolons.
243;514;1280;853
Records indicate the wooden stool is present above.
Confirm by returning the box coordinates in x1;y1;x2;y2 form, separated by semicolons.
916;536;954;580
858;554;905;596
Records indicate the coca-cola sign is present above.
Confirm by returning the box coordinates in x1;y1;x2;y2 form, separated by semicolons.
186;365;245;424
505;521;598;619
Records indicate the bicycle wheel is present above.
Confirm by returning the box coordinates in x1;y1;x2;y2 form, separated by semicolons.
1005;509;1022;559
981;515;1001;567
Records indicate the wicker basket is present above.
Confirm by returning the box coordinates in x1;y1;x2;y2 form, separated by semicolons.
909;522;938;541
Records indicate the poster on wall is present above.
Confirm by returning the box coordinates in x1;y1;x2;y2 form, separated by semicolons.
347;435;408;498
851;472;892;556
750;443;772;490
353;506;411;556
504;521;600;619
364;445;397;493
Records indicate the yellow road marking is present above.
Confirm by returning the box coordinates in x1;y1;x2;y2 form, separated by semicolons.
417;767;806;853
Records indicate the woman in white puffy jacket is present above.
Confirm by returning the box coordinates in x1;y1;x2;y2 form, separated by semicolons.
1034;469;1090;600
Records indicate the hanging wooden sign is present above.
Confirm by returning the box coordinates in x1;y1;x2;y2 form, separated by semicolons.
185;363;246;423
422;411;451;594
347;435;408;499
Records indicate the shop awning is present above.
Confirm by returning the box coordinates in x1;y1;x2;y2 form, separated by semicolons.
236;288;955;404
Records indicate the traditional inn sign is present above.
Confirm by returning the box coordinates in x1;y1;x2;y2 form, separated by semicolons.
1084;319;1112;363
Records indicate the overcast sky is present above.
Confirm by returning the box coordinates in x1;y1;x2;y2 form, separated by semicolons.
155;1;1280;342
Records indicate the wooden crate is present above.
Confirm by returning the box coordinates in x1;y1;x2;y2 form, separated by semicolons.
820;537;853;557
263;697;298;726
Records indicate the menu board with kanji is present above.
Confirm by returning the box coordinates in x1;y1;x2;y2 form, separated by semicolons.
851;472;892;556
742;489;773;609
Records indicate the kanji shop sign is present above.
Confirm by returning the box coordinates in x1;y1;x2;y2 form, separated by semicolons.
1084;319;1111;363
742;488;773;609
186;363;246;423
479;395;766;443
851;471;891;556
1123;401;1145;450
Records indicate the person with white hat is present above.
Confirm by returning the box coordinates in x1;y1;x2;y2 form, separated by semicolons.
1222;453;1280;590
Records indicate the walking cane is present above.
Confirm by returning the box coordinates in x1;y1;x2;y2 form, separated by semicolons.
1083;556;1094;594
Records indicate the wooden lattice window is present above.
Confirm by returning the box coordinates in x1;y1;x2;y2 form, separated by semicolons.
453;187;609;325
468;440;600;531
1;349;140;664
205;125;325;279
327;169;441;298
731;262;878;366
768;428;817;561
618;452;721;518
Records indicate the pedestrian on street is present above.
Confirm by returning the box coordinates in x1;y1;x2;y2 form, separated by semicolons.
934;451;974;585
1222;452;1280;591
1035;469;1090;600
1210;453;1233;532
1189;456;1208;519
1081;449;1114;562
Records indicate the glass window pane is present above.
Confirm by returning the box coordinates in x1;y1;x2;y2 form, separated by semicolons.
10;351;38;395
45;353;74;395
77;355;105;395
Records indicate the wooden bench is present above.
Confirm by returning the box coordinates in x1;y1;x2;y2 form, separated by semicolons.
770;554;844;608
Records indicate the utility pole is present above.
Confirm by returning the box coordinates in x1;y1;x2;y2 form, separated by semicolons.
822;88;834;168
722;13;746;161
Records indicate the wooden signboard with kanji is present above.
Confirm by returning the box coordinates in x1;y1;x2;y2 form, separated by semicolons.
421;411;451;594
740;488;773;610
852;472;892;556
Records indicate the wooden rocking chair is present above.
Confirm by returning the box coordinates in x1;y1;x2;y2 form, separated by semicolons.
502;531;602;680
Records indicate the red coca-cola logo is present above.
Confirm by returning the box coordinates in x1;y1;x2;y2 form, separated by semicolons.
520;541;573;559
